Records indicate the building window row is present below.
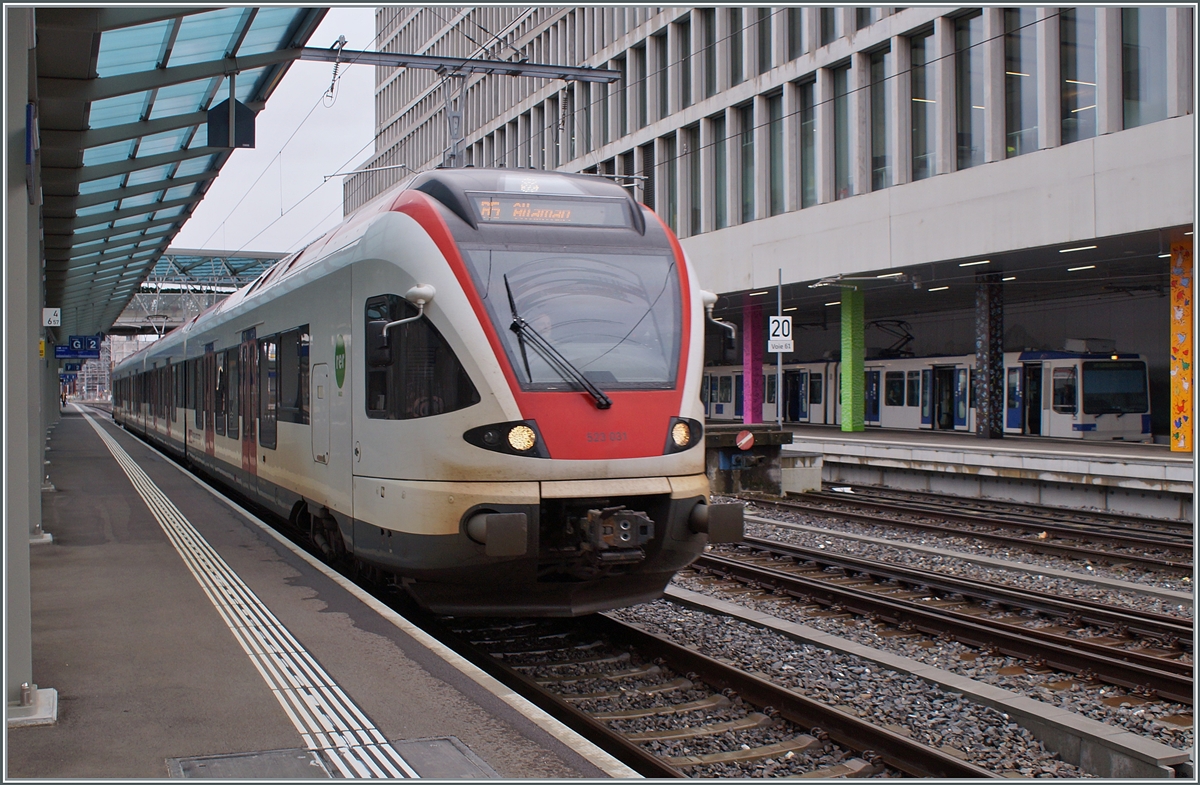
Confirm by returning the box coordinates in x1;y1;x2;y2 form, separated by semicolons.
351;7;1189;221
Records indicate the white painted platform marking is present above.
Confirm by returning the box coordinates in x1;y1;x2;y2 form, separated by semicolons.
81;411;419;779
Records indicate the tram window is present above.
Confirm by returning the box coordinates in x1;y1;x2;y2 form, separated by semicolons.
718;376;732;403
1082;361;1148;414
766;374;776;404
363;296;480;420
214;354;227;437
884;372;905;406
260;337;278;449
1006;368;1020;409
906;370;920;407
810;375;823;405
227;349;240;440
1052;367;1077;414
277;327;310;425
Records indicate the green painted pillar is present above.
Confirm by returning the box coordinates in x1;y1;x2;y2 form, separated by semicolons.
840;289;864;432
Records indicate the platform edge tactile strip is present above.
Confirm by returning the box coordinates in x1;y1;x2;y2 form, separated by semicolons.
81;410;420;779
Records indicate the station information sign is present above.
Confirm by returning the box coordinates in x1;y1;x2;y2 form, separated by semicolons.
767;316;793;353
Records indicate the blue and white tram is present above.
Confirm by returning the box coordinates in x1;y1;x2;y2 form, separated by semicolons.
704;350;1151;441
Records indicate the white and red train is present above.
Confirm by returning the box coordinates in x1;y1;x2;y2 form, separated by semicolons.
113;168;740;616
704;350;1152;441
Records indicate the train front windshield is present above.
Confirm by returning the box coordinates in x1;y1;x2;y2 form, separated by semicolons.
463;247;682;390
1082;361;1149;414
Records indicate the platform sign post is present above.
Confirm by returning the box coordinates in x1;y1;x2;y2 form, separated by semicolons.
769;270;788;429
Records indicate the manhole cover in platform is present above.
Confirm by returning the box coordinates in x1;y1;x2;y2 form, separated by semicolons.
167;737;498;779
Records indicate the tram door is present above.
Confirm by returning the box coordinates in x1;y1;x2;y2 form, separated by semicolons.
1005;367;1023;431
864;370;881;425
783;370;807;422
1023;363;1042;435
932;367;956;429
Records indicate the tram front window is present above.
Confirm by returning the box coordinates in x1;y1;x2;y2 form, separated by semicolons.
1082;361;1148;414
463;247;682;391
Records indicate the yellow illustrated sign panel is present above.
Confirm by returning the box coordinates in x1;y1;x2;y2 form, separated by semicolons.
1170;240;1193;452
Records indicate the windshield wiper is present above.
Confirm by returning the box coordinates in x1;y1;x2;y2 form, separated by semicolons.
504;274;612;409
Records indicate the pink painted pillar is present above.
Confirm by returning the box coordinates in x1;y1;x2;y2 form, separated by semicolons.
742;302;763;424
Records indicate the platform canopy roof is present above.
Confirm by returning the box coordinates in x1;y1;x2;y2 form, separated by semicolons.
35;7;326;339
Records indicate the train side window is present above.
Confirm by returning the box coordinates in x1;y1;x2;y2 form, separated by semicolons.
884;371;904;406
227;349;240;440
1052;367;1077;414
1006;367;1021;409
766;374;776;404
260;337;278;449
809;374;822;405
277;327;310;425
364;295;480;420
906;371;920;407
718;376;732;403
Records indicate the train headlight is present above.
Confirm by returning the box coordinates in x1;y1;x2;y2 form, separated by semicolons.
507;425;537;452
664;417;703;454
463;421;550;458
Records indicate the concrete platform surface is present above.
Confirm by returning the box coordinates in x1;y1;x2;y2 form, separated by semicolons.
7;407;632;779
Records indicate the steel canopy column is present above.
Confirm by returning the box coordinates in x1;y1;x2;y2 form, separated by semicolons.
840;289;864;432
742;300;763;424
974;272;1004;439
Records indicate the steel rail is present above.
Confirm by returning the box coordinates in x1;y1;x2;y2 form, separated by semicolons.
738;536;1194;648
590;615;1000;779
797;490;1193;550
823;484;1193;536
693;553;1193;705
743;498;1193;573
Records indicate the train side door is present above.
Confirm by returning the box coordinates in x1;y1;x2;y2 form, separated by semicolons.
1023;363;1042;435
240;331;257;480
932;367;955;429
311;364;330;463
864;370;881;425
1005;367;1023;431
203;350;215;455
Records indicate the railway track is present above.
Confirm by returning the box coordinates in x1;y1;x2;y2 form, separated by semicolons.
429;612;999;778
819;484;1193;539
692;539;1192;705
738;494;1193;574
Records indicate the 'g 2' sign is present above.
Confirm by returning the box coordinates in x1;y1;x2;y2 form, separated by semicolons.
334;335;346;388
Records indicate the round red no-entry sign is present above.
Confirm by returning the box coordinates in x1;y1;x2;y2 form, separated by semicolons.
736;430;755;450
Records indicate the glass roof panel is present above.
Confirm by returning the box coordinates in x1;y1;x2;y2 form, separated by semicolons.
137;128;190;157
153;206;186;220
173;155;215;178
107;230;145;243
238;8;302;56
78;175;125;195
76;202;118;217
169;9;244;67
95;20;172;78
125;164;176;188
147;80;213;121
119;193;162;210
88;92;151;130
83;140;136;166
235;67;269;103
113;214;151;227
144;223;174;235
164;184;199;201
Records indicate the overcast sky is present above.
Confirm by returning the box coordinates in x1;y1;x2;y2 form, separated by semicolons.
171;7;378;255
